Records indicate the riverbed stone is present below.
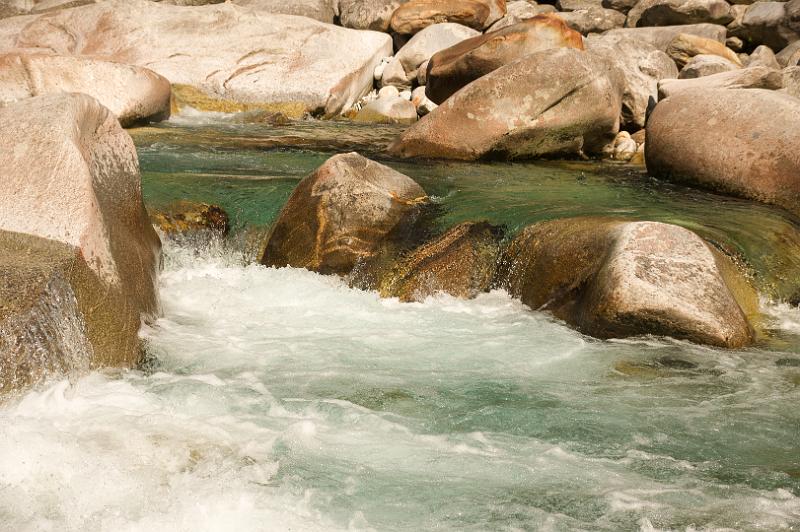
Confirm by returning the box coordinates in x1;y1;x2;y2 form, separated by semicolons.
378;221;503;302
646;88;800;217
0;93;161;385
658;65;783;96
354;93;418;124
389;48;623;161
382;23;480;89
626;0;734;28
679;53;740;77
587;34;678;129
666;33;742;67
0;0;392;118
425;15;584;104
260;153;429;276
390;0;507;34
0;52;170;127
602;23;726;49
729;1;800;51
496;217;756;347
777;40;800;66
747;45;781;69
781;66;800;97
558;7;626;34
489;1;558;30
339;0;409;31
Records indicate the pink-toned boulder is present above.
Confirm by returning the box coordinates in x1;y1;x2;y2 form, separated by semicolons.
390;0;507;34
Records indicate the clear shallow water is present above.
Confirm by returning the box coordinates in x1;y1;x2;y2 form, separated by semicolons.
1;242;799;531
2;115;800;531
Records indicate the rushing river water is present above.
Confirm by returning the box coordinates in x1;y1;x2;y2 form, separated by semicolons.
1;114;800;531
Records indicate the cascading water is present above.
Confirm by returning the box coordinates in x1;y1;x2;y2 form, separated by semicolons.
1;117;799;531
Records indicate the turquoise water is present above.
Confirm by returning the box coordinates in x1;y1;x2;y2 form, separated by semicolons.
1;115;797;531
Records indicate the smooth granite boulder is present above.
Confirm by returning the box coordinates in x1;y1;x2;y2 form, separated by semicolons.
0;52;170;126
0;0;392;118
425;15;584;104
390;0;507;34
646;88;800;217
390;48;624;161
0;93;161;389
497;218;756;347
260;153;429;276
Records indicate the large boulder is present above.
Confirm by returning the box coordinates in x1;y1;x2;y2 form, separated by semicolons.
425;15;584;104
260;153;429;276
587;34;678;129
657;65;783;96
230;0;337;23
390;0;507;34
0;0;392;118
354;91;418;124
602;23;726;49
0;52;170;127
626;0;734;28
389;48;623;161
496;218;756;348
378;221;503;302
338;0;409;31
646;88;800;217
0;93;161;389
381;23;480;89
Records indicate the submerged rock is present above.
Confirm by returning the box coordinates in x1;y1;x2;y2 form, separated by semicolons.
425;15;584;105
0;93;161;390
151;201;230;236
390;0;507;34
0;0;391;118
646;88;800;217
260;153;429;276
0;52;170;127
389;48;623;161
496;218;756;348
378;221;503;302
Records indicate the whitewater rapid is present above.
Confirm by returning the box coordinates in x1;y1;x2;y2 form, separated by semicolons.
1;242;799;531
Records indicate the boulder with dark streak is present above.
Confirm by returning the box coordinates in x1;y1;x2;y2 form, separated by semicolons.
378;221;503;302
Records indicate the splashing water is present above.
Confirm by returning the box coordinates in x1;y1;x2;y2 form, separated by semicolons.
1;239;799;531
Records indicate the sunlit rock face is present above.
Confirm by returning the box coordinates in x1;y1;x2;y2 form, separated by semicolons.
0;0;392;118
0;93;161;391
497;217;757;348
0;52;171;127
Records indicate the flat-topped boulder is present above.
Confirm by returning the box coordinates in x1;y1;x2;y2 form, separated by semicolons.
389;48;624;161
378;221;503;302
0;52;170;127
390;0;507;34
496;218;756;348
426;15;584;104
0;93;161;389
0;0;392;118
260;153;429;276
646;88;800;217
